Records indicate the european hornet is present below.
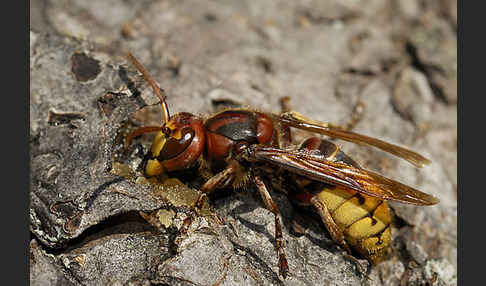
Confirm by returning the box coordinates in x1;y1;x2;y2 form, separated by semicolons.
124;53;439;278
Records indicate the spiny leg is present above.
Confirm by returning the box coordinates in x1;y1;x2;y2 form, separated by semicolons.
252;174;289;278
200;160;240;193
310;196;351;254
195;161;238;210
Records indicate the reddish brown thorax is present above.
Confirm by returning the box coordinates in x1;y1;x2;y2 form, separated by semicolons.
148;110;277;174
204;110;274;163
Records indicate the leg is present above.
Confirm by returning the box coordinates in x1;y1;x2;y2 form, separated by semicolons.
195;161;238;209
278;96;292;148
199;161;239;194
342;98;365;131
252;174;289;278
310;196;351;253
279;96;292;113
311;197;371;277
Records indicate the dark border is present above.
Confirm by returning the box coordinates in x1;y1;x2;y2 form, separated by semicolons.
26;1;31;285
458;1;468;285
457;2;463;285
16;0;30;285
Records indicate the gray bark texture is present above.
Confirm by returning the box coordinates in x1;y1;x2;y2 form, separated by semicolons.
30;0;457;285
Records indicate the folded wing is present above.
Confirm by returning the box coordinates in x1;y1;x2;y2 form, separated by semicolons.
251;146;439;205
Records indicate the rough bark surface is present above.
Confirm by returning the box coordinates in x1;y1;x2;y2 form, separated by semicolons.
30;1;457;285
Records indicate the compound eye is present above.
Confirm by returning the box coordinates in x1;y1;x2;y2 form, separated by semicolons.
157;127;194;161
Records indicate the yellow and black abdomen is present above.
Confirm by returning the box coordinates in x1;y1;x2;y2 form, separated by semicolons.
316;185;392;264
294;137;393;263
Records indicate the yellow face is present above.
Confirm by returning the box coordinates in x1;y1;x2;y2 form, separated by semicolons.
144;121;188;177
143;112;204;176
145;131;166;177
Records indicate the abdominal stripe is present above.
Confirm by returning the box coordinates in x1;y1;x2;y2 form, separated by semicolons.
338;196;385;231
356;224;391;246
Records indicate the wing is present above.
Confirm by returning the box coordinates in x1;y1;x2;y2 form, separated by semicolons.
278;111;431;168
250;146;439;205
